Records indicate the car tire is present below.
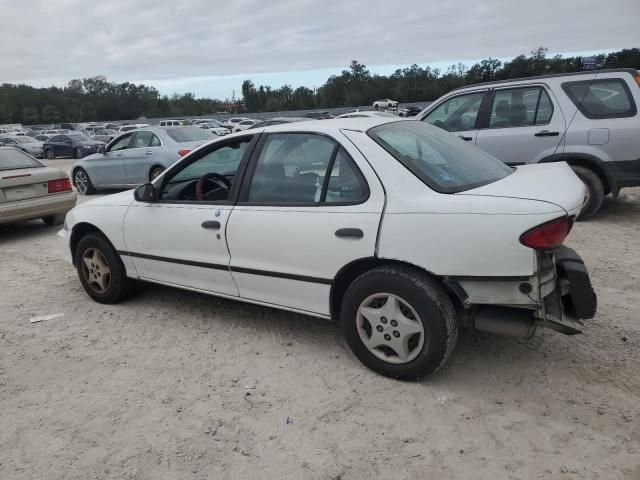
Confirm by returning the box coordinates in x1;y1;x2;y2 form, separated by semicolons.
572;166;604;220
340;266;458;380
73;167;96;195
42;214;65;226
149;166;165;181
374;105;380;110
45;149;55;160
74;232;136;304
74;147;83;159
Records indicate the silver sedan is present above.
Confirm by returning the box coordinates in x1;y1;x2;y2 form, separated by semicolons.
71;127;218;194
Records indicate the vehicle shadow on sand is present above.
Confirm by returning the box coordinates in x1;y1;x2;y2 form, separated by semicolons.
0;220;61;244
128;282;581;389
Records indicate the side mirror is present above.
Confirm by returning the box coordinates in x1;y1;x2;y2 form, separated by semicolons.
97;145;105;154
134;183;156;203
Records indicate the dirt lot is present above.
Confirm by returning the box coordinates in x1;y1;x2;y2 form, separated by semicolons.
1;159;639;479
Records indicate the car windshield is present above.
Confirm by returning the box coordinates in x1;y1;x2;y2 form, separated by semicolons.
368;121;512;193
165;127;216;143
0;148;44;170
68;133;92;142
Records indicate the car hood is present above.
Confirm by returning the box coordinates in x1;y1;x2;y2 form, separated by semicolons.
458;162;587;217
76;189;135;208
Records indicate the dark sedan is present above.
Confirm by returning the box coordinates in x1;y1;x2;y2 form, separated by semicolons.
43;133;105;159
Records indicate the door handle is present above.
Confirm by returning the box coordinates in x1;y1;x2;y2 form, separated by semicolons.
201;220;221;230
145;151;153;155
335;228;363;238
116;153;124;157
458;135;473;141
534;130;559;137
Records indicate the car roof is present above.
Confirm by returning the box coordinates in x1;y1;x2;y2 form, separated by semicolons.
451;67;639;92
256;116;402;134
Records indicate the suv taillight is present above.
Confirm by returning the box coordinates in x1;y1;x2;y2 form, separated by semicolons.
520;216;574;250
48;178;72;193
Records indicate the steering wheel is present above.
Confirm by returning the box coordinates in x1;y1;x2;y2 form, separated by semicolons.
195;172;232;201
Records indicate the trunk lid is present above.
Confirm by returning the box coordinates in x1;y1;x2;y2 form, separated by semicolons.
458;162;586;217
0;167;64;204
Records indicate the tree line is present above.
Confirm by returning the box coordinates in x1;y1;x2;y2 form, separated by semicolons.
0;47;637;124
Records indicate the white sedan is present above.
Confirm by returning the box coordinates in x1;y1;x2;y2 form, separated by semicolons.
60;118;596;379
373;98;399;110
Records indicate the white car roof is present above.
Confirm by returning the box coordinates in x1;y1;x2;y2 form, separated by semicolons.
256;116;403;134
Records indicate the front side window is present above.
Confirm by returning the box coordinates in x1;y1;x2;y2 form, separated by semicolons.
368;121;512;193
562;78;637;119
245;133;367;205
159;138;252;203
488;87;553;128
422;91;486;132
109;134;132;151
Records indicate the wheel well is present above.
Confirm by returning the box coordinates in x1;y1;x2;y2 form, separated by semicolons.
330;258;462;320
69;222;102;265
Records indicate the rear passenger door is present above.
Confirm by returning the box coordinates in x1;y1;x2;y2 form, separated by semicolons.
123;131;162;184
226;132;385;316
475;85;566;165
420;90;488;144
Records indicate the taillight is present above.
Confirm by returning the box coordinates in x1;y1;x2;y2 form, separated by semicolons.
634;74;640;89
519;216;574;250
48;178;72;194
178;149;191;157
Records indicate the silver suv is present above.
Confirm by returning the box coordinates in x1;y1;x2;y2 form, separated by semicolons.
416;68;640;219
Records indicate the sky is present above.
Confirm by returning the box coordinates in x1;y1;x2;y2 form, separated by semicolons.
1;0;638;99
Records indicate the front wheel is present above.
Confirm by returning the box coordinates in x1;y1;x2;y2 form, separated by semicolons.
74;147;84;159
572;166;604;220
149;166;165;181
74;233;136;304
341;266;458;380
73;168;96;195
45;149;55;160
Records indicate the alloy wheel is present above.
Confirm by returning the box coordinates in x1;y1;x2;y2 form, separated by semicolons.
81;247;112;294
74;170;88;194
356;293;425;364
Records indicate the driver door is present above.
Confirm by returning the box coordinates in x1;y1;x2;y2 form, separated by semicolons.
122;135;255;295
420;90;489;144
90;133;132;185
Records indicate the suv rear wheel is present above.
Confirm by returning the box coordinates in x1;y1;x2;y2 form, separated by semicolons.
572;166;604;220
341;266;458;380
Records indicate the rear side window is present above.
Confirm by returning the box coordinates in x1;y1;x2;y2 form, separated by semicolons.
245;133;368;205
488;87;554;128
562;79;637;119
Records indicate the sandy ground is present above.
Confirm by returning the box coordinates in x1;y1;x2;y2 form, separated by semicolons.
1;159;639;479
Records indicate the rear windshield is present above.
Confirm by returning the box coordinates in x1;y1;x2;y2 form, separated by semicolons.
562;78;637;119
166;127;216;143
0;148;44;170
368;121;512;193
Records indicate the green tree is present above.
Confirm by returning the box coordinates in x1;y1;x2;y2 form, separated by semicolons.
41;104;61;123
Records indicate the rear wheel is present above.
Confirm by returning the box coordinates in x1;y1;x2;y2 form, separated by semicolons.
74;233;136;304
42;214;65;226
341;266;458;380
572;166;604;220
45;149;55;160
73;168;96;195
